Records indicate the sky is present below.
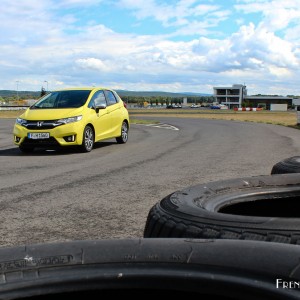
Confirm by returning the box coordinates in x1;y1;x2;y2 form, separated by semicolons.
1;0;300;95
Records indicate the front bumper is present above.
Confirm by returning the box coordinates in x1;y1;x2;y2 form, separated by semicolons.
13;122;84;148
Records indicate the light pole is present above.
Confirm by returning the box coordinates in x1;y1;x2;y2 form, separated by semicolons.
16;81;19;100
44;80;48;92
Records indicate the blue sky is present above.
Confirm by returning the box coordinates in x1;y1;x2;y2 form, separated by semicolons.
1;0;300;95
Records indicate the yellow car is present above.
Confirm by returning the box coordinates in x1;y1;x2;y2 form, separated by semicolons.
13;87;130;153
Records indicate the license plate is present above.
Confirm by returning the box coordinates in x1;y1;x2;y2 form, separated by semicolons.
28;132;50;139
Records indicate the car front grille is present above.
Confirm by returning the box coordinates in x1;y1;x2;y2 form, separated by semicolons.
24;121;59;130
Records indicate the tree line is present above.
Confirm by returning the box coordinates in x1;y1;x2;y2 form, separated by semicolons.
120;95;215;105
0;90;215;105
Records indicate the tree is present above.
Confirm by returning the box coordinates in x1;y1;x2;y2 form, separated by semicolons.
41;87;46;97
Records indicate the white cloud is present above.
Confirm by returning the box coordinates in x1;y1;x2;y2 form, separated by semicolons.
57;0;103;6
117;0;224;32
76;58;111;71
268;66;292;77
235;0;300;32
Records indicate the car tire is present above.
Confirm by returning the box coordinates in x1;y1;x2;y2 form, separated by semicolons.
271;156;300;174
81;125;94;152
19;145;34;153
1;238;299;299
116;121;128;144
144;174;300;244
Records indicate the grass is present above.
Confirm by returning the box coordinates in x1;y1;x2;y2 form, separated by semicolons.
129;108;299;128
1;108;299;129
130;118;160;125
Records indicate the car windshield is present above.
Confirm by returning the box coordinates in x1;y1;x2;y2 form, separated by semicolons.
31;90;91;109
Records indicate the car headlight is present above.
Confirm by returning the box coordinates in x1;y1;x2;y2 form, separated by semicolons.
56;115;83;125
16;118;27;126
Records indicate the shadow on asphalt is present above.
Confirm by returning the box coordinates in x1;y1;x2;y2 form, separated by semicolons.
0;141;116;157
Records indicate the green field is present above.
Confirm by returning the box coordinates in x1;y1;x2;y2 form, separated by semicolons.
129;108;299;128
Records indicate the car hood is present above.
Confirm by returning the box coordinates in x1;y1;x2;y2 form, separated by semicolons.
20;107;84;120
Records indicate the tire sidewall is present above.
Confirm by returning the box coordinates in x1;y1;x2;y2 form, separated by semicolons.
145;174;300;240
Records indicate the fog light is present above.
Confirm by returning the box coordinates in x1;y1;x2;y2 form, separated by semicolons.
14;136;21;142
63;135;76;142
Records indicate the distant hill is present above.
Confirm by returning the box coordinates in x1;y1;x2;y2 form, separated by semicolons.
0;90;41;98
0;89;212;98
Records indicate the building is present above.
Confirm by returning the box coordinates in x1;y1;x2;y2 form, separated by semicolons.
293;98;300;110
213;84;293;110
213;84;247;109
245;96;293;110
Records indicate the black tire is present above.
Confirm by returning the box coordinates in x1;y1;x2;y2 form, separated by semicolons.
81;125;94;152
116;121;128;144
271;156;300;174
19;145;34;153
1;238;300;299
144;173;300;244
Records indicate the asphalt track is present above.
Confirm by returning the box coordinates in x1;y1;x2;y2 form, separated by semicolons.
1;117;300;246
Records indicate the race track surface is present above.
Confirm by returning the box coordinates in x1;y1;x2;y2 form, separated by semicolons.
1;117;300;246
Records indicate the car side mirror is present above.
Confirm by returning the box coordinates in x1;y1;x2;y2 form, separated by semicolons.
95;104;107;113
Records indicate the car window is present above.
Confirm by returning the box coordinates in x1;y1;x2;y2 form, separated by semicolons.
88;90;107;108
105;90;118;106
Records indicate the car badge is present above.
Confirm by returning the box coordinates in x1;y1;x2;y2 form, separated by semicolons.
37;121;44;127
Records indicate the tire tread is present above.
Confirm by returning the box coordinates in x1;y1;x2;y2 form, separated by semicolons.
144;202;300;244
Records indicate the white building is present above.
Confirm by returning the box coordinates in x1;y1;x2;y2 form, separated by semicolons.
214;84;293;110
213;84;247;109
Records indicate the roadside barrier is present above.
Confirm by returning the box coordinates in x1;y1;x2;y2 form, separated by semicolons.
233;107;263;111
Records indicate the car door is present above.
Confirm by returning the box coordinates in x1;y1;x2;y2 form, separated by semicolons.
104;90;123;136
87;90;111;141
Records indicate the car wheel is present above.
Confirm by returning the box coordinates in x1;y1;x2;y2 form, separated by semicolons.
116;121;128;144
81;125;94;152
144;173;300;244
19;145;34;153
271;156;300;174
0;238;299;299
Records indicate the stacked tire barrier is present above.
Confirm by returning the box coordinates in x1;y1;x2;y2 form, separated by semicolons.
141;157;300;298
143;173;300;243
1;239;300;299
